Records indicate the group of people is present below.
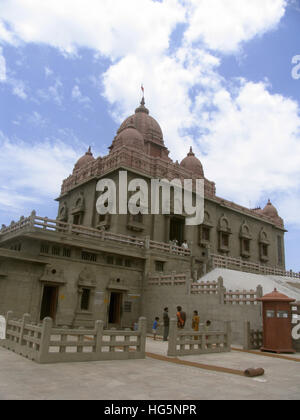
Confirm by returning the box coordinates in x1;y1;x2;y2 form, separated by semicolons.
170;239;189;250
170;239;189;253
152;306;211;341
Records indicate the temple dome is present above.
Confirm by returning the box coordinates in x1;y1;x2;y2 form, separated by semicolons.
180;147;204;178
262;199;279;219
117;98;164;145
74;147;94;171
111;123;144;152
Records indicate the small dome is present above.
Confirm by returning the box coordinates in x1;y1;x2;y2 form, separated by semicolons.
74;147;94;171
180;147;204;178
262;199;279;219
111;123;144;152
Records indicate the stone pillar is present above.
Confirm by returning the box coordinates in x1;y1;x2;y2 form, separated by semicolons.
218;276;225;305
19;313;31;346
5;311;13;341
144;235;150;250
38;317;52;363
167;318;177;357
95;320;104;353
5;311;13;326
138;317;147;357
256;285;263;299
29;210;36;231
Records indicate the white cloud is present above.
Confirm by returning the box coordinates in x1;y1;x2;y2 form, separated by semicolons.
37;78;63;105
197;81;300;218
0;0;185;58
0;46;6;81
44;66;53;77
0;0;287;57
71;84;91;106
0;189;38;216
27;111;47;126
183;0;287;53
0;132;81;206
9;77;27;99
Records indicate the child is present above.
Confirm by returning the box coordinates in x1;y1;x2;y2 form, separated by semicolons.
152;317;160;340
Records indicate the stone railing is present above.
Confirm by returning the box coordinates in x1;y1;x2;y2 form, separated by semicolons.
190;277;262;305
190;277;222;295
243;321;263;350
167;318;231;356
224;285;263;305
211;253;300;279
148;271;190;286
1;312;147;364
0;212;191;257
149;240;191;257
148;274;263;306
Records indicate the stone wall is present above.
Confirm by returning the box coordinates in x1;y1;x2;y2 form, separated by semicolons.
142;277;262;345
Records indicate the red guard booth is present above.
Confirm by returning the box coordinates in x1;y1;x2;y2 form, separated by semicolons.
257;289;295;353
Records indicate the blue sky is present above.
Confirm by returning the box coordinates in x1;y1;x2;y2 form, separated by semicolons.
0;0;299;271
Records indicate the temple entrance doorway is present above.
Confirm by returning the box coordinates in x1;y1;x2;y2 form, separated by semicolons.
40;285;58;321
169;216;185;245
108;292;123;325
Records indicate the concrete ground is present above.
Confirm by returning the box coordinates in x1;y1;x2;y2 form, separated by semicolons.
0;338;299;400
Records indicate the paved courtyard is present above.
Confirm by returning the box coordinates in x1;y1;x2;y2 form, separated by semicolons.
0;338;299;400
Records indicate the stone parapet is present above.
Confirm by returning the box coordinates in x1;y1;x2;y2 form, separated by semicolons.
1;312;147;363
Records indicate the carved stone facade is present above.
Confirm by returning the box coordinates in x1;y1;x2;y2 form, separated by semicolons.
0;97;287;341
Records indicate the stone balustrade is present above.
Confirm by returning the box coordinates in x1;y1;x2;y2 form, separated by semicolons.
243;321;263;350
212;253;300;279
224;285;263;305
167;318;231;356
0;212;190;257
148;271;190;286
1;312;147;363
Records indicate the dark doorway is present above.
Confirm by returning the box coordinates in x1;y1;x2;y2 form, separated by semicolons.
108;292;123;325
169;216;185;244
40;285;58;321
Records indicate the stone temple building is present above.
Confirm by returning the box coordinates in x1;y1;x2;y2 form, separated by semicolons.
0;98;287;340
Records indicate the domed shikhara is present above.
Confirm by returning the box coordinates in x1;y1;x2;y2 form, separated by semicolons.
74;147;95;172
109;98;171;160
262;199;279;219
110;118;144;152
180;147;204;178
117;98;164;145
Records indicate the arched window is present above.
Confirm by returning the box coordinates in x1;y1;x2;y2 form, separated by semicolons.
240;221;252;258
218;214;231;253
259;228;270;262
199;211;213;245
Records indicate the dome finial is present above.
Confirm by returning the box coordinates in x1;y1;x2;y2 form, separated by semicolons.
140;84;146;107
188;146;195;157
135;85;149;115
